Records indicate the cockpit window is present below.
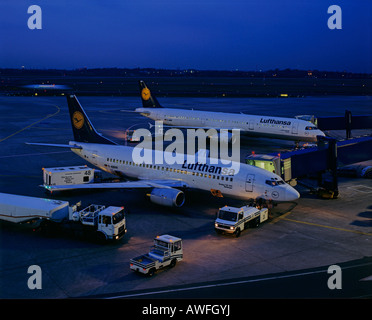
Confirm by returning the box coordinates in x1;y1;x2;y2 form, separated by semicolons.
266;179;285;186
305;126;316;130
266;180;277;186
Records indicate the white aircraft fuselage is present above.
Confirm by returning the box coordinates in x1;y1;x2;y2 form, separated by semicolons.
135;107;325;142
70;141;300;202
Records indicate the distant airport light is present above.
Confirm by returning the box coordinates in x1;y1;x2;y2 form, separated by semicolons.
23;84;70;90
280;93;288;97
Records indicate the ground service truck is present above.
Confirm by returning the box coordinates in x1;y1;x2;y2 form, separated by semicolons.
215;205;268;237
130;235;183;276
42;165;97;190
0;192;126;242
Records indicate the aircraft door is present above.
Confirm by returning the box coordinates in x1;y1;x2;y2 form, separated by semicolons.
291;122;299;134
249;120;254;130
245;174;255;192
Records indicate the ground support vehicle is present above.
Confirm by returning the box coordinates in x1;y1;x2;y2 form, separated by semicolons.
130;235;183;276
0;192;126;242
215;205;268;237
42;165;96;188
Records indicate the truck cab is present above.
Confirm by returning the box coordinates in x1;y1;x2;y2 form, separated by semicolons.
215;205;268;237
74;204;127;241
98;206;126;241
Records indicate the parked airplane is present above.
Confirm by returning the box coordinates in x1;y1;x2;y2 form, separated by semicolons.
27;95;300;207
134;81;325;143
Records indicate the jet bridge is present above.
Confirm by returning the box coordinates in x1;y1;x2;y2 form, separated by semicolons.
247;110;372;198
316;110;372;139
296;110;372;139
246;135;372;199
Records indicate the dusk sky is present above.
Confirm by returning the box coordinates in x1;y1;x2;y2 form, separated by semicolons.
1;0;371;73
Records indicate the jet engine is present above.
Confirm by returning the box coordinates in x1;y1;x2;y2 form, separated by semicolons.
149;188;185;207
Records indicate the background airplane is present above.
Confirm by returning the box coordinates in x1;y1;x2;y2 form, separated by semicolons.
134;81;325;143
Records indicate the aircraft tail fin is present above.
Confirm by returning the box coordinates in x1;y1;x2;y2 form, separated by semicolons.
139;80;163;108
66;95;117;145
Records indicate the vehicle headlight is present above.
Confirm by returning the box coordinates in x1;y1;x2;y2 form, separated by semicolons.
230;226;235;230
215;223;219;228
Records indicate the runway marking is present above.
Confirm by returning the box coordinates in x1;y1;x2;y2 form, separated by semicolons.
360;275;372;281
269;211;293;224
269;201;297;224
0;174;40;178
0;105;60;142
104;260;372;299
347;185;372;193
282;217;372;236
0;151;70;159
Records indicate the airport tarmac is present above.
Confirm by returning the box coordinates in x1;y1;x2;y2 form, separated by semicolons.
0;95;371;299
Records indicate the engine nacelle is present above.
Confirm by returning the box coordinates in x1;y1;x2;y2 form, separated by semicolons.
149;188;185;207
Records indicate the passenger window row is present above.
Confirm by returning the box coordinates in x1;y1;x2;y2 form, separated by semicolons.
106;158;234;182
166;115;249;125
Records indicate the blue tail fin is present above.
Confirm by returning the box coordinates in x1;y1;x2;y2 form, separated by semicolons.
66;95;116;145
139;80;163;108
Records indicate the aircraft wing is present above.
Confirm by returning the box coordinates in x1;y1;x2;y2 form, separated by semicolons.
44;179;189;192
26;142;82;149
120;110;141;113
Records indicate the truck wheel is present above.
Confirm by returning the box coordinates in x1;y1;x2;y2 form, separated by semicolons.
148;268;156;277
235;228;241;238
95;232;107;244
170;259;177;268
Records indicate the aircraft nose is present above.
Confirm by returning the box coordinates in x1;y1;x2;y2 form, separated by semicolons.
317;130;326;137
285;186;300;201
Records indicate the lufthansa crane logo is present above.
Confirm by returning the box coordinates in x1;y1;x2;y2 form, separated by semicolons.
271;191;279;199
141;87;151;101
72;111;84;129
